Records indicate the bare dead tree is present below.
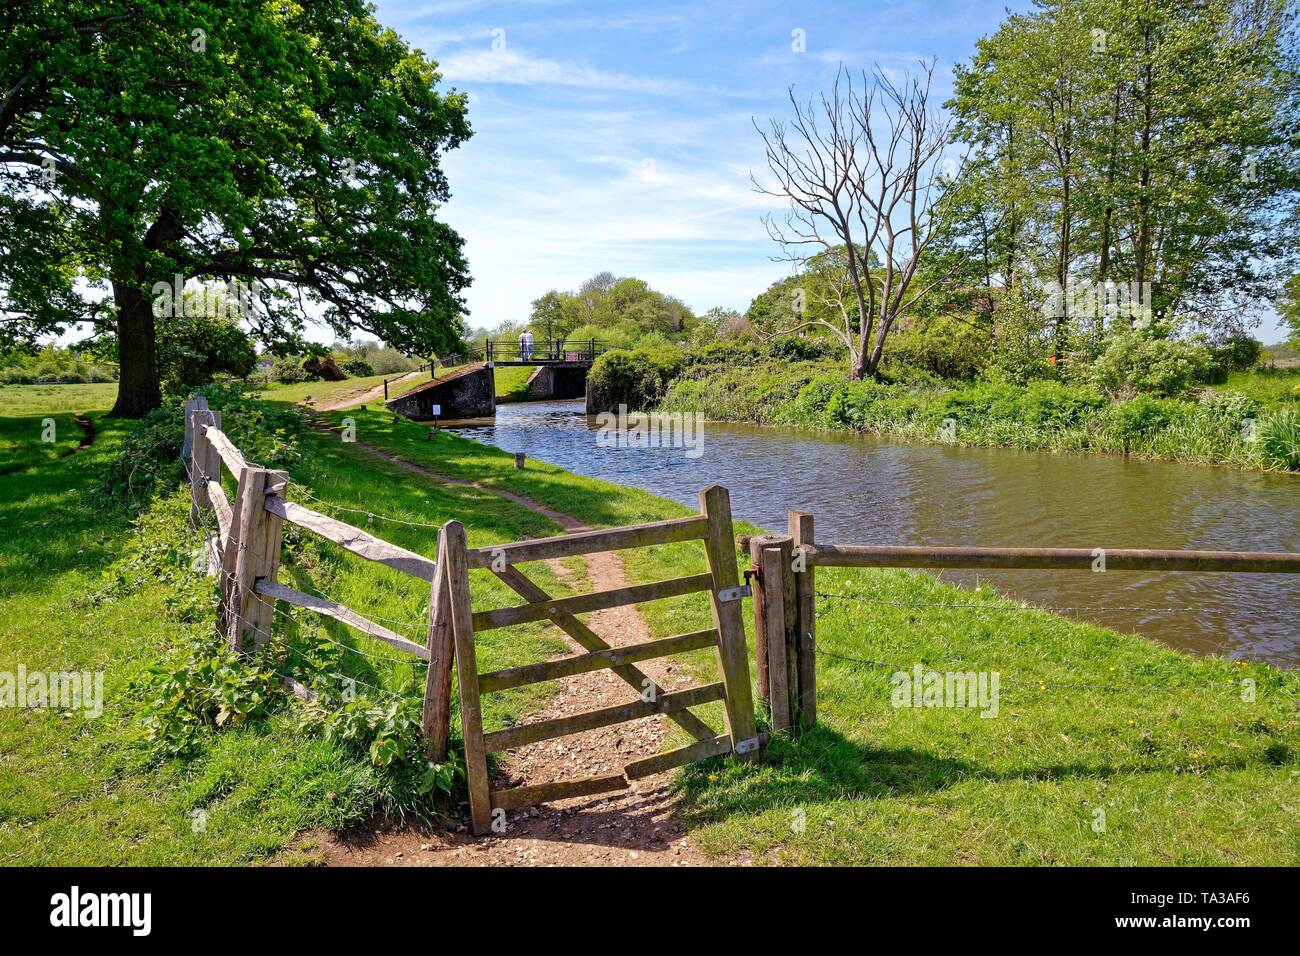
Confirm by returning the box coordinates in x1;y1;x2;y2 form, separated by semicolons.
754;62;961;378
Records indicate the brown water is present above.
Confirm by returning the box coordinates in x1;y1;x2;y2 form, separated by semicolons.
450;400;1300;666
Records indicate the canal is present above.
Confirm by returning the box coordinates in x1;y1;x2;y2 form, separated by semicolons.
448;399;1300;666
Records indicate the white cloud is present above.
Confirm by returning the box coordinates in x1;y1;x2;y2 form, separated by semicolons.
438;48;692;94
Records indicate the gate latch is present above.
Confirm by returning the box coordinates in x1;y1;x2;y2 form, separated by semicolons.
717;584;752;603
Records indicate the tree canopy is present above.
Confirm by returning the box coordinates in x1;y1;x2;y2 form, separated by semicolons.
1;1;472;415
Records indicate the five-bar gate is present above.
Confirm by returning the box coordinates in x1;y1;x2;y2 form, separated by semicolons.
436;485;760;834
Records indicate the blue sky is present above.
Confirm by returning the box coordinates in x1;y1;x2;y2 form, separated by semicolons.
370;0;1040;334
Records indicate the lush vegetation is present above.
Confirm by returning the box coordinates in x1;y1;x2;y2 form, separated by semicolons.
0;346;116;385
324;403;1300;865
642;340;1300;470
2;2;472;416
0;385;578;862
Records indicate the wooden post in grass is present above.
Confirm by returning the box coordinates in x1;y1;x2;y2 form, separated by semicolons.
444;519;493;834
748;534;774;708
189;409;221;530
182;395;208;463
753;534;796;732
423;528;455;761
699;485;760;757
225;466;288;652
789;511;816;731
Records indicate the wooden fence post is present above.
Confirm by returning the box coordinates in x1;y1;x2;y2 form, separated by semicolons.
422;527;455;762
189;409;221;531
748;535;771;710
789;511;816;731
699;485;760;757
443;520;493;834
754;535;796;732
225;466;288;652
182;395;208;463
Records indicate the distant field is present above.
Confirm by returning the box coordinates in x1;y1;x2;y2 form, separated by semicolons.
0;382;117;416
258;369;430;408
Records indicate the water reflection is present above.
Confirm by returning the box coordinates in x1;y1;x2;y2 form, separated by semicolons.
450;399;1300;665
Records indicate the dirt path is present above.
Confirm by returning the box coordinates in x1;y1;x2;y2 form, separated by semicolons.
308;429;716;866
312;369;424;411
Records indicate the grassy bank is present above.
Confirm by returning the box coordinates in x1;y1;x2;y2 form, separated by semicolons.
0;388;580;863
2;384;1295;865
328;405;1300;865
641;349;1300;471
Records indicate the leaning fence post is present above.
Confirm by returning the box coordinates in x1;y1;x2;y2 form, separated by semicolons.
422;529;455;761
789;511;816;731
225;466;288;652
189;409;221;531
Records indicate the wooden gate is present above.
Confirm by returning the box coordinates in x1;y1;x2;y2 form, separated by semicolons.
436;485;761;834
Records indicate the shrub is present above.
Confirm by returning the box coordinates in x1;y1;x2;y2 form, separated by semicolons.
1195;390;1257;432
156;312;258;395
765;335;838;362
586;344;685;410
271;356;310;384
1106;394;1187;446
889;314;991;380
102;381;305;510
341;358;374;377
1089;324;1212;398
1207;333;1263;382
1256;409;1300;470
367;348;418;375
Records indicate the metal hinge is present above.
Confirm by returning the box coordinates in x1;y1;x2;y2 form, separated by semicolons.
717;584;752;603
733;735;762;755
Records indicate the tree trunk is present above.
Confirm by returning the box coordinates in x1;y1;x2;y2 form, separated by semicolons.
849;351;868;380
109;282;162;418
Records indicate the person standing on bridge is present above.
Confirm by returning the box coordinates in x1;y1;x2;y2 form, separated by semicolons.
521;329;535;361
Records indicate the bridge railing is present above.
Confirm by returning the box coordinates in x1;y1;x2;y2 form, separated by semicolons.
479;338;607;363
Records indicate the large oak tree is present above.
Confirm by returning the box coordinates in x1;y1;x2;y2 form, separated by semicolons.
1;1;471;416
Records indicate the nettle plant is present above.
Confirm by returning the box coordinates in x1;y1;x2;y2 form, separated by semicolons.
298;690;460;799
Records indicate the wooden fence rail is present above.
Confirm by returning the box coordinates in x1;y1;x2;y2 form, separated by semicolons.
746;512;1300;737
184;404;761;830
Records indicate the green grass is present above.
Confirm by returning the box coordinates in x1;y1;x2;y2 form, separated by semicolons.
3;383;1296;865
1217;367;1300;406
0;381;117;417
257;370;431;408
0;386;580;864
492;365;534;401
